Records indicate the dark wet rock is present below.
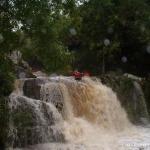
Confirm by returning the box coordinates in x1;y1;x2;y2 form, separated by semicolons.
9;51;36;79
132;81;149;121
15;65;36;79
142;77;150;118
23;78;48;100
22;78;64;112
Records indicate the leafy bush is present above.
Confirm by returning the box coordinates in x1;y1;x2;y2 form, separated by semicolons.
0;56;15;149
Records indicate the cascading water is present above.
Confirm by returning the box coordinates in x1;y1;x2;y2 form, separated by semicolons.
9;76;150;150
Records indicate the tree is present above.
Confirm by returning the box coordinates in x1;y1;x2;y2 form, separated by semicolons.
72;0;150;75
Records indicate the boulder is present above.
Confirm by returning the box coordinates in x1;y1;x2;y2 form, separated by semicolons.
23;78;48;100
23;78;65;112
15;64;36;79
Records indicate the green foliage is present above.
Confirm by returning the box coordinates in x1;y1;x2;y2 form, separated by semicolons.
70;0;150;75
0;97;10;149
0;55;14;149
12;0;74;73
0;56;15;96
1;0;74;74
23;15;73;73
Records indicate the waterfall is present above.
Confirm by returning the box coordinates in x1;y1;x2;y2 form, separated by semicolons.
132;81;149;123
8;76;150;150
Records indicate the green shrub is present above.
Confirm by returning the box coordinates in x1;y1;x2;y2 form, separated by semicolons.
0;56;15;149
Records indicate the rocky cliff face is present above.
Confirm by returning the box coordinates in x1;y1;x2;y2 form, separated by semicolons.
8;78;66;148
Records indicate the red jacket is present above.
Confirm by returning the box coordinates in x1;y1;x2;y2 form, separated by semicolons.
72;71;83;78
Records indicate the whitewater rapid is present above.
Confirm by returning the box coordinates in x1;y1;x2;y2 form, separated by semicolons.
10;76;150;150
14;125;150;150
